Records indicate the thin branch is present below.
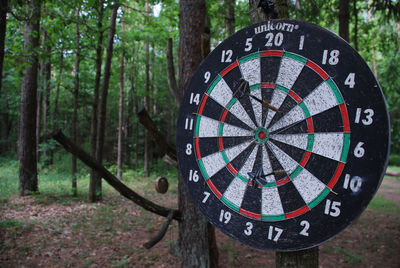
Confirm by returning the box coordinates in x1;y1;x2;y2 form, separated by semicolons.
51;129;181;221
143;210;176;249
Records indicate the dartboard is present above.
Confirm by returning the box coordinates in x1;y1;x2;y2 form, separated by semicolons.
176;19;390;251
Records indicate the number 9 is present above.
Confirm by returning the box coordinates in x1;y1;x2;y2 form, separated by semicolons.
204;71;211;83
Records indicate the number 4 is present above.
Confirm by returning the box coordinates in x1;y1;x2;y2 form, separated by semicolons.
344;73;355;88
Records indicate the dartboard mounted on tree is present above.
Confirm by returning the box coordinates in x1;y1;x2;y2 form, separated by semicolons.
176;19;390;251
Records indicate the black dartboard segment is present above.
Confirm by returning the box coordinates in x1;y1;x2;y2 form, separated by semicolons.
176;19;390;251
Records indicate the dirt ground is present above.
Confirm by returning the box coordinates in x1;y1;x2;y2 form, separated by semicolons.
1;178;399;268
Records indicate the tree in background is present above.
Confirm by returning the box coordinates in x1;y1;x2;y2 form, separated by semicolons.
177;0;218;266
18;0;41;196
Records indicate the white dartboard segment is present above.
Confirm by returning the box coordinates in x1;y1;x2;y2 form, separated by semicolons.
303;81;338;117
264;89;287;128
209;77;233;107
291;168;327;204
270;133;309;151
268;105;306;132
276;57;305;89
201;151;227;178
238;144;259;179
222;177;248;208
224;140;253;163
240;58;261;86
261;187;284;216
197;116;220;137
268;141;299;175
222;123;254;137
312;133;344;161
229;100;257;129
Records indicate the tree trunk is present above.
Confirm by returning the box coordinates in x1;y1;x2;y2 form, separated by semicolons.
72;7;80;197
166;38;179;106
276;0;289;18
366;0;378;78
225;0;235;36
339;0;350;41
0;92;10;154
135;98;139;170
249;0;268;22
125;72;134;165
276;248;319;268
117;7;126;180
18;0;41;196
143;0;150;177
53;48;63;129
178;1;218;267
353;0;358;50
94;3;119;200
0;0;7;99
89;0;104;202
0;0;8;153
42;29;51;166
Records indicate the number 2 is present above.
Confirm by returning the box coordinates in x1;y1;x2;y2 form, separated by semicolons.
299;220;310;236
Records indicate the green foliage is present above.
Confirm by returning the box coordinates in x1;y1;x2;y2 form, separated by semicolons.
389;154;400;166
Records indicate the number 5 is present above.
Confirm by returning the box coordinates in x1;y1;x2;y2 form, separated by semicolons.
244;38;252;51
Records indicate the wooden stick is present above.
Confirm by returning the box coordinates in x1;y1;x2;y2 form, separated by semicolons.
143;210;176;249
51;129;181;221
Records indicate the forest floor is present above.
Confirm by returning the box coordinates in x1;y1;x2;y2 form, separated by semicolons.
1;169;399;267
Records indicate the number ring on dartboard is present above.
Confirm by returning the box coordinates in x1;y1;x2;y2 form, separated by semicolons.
194;50;350;221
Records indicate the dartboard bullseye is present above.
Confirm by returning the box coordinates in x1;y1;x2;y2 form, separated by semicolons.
176;19;390;251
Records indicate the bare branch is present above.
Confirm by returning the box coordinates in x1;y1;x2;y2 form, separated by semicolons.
137;107;177;161
51;129;181;221
143;210;177;249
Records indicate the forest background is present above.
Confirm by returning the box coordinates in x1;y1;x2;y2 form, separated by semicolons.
0;0;400;267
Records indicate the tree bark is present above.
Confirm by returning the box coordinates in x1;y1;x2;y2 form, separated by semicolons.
72;7;80;197
339;0;350;42
117;6;126;180
353;0;358;50
366;0;378;78
0;0;8;154
94;3;119;200
53;48;63;129
0;0;7;98
178;1;218;267
125;63;135;165
276;248;319;268
89;0;104;202
276;0;289;18
225;0;235;36
42;29;51;165
18;0;41;196
166;38;180;106
249;0;269;22
144;0;150;177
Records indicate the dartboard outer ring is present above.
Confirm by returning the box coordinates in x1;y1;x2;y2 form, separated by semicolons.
176;19;390;251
